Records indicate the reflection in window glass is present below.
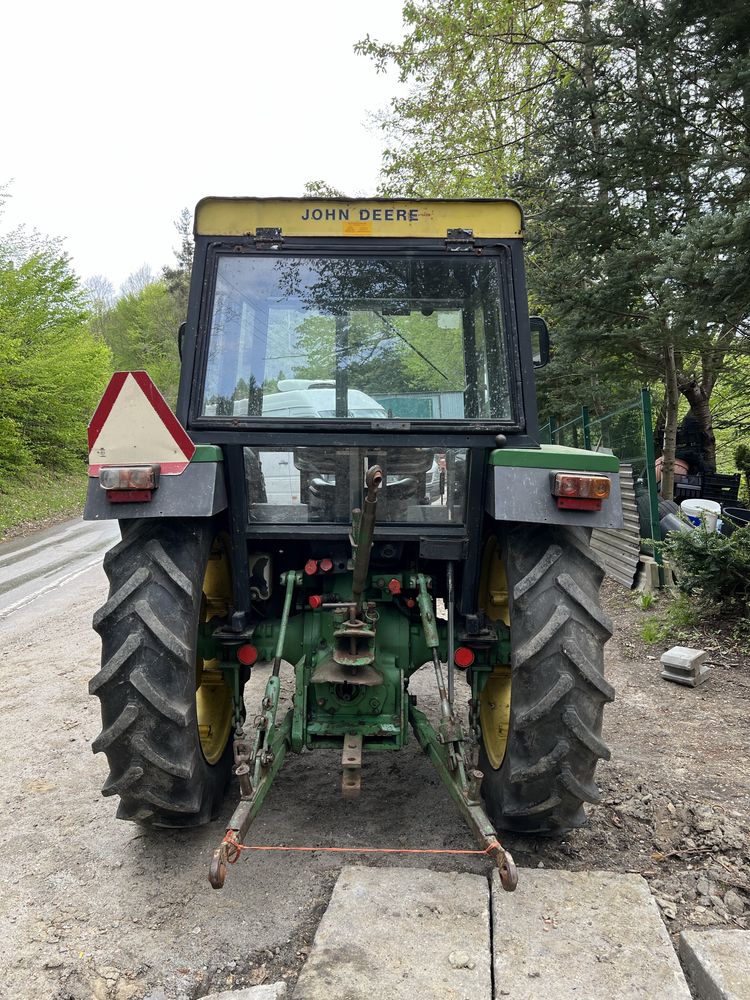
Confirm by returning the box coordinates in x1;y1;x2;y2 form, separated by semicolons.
245;447;467;525
203;256;512;421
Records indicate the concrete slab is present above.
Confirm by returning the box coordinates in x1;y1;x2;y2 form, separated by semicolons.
292;865;491;1000
679;930;750;999
491;869;692;999
201;985;287;999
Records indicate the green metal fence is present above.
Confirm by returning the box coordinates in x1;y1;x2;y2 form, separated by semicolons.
539;388;660;548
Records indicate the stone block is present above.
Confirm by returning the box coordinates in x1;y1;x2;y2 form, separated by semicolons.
491;868;692;999
292;865;491;1000
679;930;750;1000
661;646;710;687
661;646;707;668
637;555;660;593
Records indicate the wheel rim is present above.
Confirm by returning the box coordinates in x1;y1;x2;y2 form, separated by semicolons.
478;537;512;770
196;536;234;764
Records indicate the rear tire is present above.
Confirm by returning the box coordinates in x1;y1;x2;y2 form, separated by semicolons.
90;519;234;827
480;524;614;834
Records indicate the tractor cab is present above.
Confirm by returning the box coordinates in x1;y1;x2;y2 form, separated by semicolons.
176;198;540;605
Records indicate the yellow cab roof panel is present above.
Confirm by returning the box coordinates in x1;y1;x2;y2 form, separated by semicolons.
194;197;524;240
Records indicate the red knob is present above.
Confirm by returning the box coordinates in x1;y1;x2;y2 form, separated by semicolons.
308;595;322;609
387;578;402;595
319;557;333;573
304;559;318;576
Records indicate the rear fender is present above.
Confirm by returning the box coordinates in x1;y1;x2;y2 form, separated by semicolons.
84;457;227;521
486;446;624;529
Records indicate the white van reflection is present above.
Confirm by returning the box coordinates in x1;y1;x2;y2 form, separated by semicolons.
255;380;387;505
206;380;443;508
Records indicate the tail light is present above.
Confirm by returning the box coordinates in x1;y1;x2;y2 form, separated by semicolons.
99;465;159;502
551;473;610;511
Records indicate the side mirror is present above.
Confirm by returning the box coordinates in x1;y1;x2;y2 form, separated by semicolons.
530;316;550;369
178;322;186;361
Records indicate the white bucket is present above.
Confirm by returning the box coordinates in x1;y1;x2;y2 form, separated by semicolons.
680;499;721;532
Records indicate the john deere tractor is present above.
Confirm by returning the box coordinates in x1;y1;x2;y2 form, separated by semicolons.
84;198;621;890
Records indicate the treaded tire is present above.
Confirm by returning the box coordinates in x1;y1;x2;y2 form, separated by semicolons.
480;524;614;834
90;518;233;827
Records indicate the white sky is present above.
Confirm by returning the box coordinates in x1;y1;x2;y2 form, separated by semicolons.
1;0;404;290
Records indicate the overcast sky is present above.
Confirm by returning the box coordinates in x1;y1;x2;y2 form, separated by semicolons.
1;0;404;289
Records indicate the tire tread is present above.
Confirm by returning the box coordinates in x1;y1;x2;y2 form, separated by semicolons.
480;524;614;834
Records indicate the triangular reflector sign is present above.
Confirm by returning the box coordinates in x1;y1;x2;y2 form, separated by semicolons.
88;371;195;475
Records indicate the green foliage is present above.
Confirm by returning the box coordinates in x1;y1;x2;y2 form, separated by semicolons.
0;466;88;539
641;616;668;644
98;280;182;405
0;233;112;490
93;208;193;407
639;592;701;644
636;591;655;610
359;0;750;459
735;443;750;497
665;592;698;631
356;0;568;198
161;208;193;318
303;180;346;198
661;524;750;613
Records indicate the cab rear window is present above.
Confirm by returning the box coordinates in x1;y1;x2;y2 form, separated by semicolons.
200;253;513;423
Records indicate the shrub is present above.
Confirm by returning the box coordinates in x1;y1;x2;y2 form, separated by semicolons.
661;523;750;612
736;443;750;500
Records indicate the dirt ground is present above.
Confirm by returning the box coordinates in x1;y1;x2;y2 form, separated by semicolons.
0;564;748;1000
524;580;750;934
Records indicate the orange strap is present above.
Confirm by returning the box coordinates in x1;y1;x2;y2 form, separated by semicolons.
222;831;501;864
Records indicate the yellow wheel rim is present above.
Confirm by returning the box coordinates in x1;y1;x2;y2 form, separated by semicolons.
196;536;234;764
478;537;512;770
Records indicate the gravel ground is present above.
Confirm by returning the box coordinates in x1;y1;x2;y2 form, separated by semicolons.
0;566;747;1000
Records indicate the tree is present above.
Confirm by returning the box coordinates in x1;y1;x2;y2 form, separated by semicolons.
0;226;112;488
360;0;750;496
162;207;194;317
83;274;116;337
303;180;347;198
98;280;182;405
120;264;155;298
531;0;750;491
357;0;568;199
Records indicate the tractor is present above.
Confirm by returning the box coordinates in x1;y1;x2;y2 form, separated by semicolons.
84;198;621;890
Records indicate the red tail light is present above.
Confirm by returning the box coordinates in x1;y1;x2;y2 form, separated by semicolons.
551;473;610;511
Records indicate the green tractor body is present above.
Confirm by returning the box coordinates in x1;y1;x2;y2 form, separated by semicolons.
84;198;620;889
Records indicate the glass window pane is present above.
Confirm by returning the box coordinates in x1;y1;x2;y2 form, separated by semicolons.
202;255;512;422
245;446;467;525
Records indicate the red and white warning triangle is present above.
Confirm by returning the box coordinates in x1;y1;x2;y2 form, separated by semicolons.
88;371;195;476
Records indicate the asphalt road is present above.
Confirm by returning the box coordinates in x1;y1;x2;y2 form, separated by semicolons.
0;518;120;620
0;518;483;1000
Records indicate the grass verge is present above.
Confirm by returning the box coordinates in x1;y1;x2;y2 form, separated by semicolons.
0;465;88;540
